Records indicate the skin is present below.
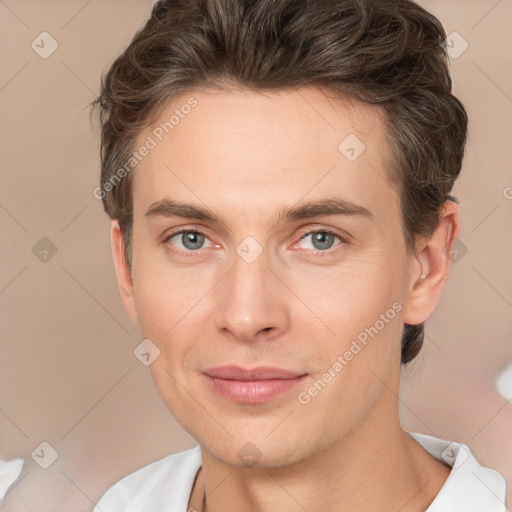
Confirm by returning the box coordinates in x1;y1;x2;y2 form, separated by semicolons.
111;86;457;511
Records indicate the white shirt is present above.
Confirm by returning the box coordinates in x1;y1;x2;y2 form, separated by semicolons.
93;432;507;512
0;458;24;507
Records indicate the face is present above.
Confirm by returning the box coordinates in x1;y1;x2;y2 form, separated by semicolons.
113;86;428;468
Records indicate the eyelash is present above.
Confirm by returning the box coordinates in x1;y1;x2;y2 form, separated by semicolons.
162;228;347;258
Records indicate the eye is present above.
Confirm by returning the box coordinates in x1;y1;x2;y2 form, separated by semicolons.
164;229;214;253
297;229;344;252
162;227;346;257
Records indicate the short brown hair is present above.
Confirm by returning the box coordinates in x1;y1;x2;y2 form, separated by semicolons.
91;0;468;366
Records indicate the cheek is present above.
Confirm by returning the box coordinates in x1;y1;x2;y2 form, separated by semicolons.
288;258;403;343
292;270;404;433
132;261;208;337
287;256;406;412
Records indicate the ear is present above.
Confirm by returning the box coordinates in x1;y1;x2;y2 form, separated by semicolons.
111;220;140;331
403;201;460;325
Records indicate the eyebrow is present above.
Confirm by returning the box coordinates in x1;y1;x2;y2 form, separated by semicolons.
144;197;373;225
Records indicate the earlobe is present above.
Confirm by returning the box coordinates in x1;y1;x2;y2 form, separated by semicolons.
111;220;140;331
402;201;460;326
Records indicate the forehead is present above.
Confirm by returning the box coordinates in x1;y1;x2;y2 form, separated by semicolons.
132;86;399;226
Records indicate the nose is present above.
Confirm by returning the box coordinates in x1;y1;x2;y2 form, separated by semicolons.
213;248;290;344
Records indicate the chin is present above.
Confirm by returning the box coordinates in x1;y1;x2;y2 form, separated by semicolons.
194;425;319;469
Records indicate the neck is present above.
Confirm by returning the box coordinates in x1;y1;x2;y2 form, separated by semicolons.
189;368;451;512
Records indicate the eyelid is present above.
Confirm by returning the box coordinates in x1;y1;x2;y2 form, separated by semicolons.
290;227;347;255
162;227;217;256
161;224;211;241
296;225;350;243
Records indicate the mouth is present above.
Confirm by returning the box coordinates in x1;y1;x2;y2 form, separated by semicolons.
202;365;309;404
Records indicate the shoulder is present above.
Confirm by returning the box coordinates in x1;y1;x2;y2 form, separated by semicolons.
407;432;507;512
93;445;202;512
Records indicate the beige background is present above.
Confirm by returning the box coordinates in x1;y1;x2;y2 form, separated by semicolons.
0;1;511;510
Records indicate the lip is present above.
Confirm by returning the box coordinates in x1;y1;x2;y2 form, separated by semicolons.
202;365;308;404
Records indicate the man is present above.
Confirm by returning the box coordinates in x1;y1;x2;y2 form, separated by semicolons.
91;0;507;510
